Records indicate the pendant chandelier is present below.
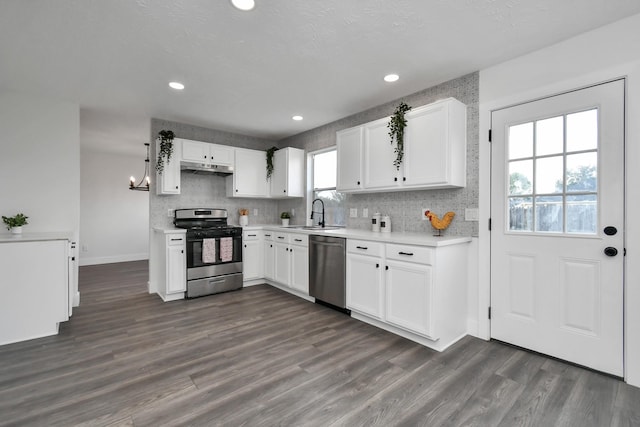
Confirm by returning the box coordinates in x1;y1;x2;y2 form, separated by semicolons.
129;142;150;191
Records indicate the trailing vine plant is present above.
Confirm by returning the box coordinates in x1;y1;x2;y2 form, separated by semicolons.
387;102;412;170
266;146;279;179
156;130;175;174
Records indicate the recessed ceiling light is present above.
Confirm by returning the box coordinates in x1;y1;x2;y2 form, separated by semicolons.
169;81;185;90
384;74;400;83
231;0;255;11
292;115;303;121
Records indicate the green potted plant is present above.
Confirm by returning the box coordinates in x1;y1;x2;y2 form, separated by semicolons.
2;213;29;234
156;129;175;174
280;211;291;227
387;101;412;170
266;146;279;179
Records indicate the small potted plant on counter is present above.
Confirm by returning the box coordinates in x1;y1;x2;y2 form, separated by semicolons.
280;211;291;227
2;213;29;234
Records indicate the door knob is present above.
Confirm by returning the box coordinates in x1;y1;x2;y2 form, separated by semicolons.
604;226;618;236
604;247;618;257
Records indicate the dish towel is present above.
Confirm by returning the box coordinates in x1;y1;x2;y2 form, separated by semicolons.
220;237;233;262
202;238;217;264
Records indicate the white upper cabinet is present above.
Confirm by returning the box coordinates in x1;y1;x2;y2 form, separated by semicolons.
156;139;181;195
402;99;466;188
336;97;467;192
226;148;269;198
363;117;399;190
180;138;234;166
269;147;304;198
336;127;363;192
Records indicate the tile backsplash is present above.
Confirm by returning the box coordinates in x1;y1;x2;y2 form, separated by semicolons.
278;72;480;237
150;71;479;236
149;118;280;229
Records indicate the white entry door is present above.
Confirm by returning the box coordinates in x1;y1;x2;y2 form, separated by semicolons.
490;80;625;376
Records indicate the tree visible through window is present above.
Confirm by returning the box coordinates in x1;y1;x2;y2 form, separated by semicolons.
311;149;345;226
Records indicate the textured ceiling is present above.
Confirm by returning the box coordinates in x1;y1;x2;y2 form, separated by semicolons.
2;1;640;154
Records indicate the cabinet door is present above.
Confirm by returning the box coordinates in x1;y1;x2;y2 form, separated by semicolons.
290;245;309;294
273;243;290;285
156;139;181;195
264;241;275;280
363;118;399;189
166;244;186;293
403;103;448;186
385;260;434;338
210;144;234;166
233;149;269;197
270;149;287;197
242;239;263;281
181;140;208;163
336;127;363;192
346;253;383;319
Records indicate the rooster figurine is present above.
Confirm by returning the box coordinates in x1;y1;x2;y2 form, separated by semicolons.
425;210;455;236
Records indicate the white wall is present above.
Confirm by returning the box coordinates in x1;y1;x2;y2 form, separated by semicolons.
79;149;149;265
0;90;80;304
478;13;640;387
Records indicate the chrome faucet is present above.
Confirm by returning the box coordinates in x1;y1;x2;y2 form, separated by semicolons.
310;198;325;228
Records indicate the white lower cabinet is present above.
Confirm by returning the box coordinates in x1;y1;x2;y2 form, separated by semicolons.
385;260;434;338
242;231;263;282
346;238;468;351
150;229;187;302
269;232;309;296
263;232;275;280
346;241;384;319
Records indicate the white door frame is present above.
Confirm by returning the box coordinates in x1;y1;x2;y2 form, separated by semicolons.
478;72;636;383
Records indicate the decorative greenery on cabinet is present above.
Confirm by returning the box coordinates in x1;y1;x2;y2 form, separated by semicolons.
2;213;28;230
387;102;412;170
156;130;175;174
266;146;279;179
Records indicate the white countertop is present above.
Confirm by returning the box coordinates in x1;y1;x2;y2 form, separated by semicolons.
0;232;73;244
153;227;187;234
249;225;471;247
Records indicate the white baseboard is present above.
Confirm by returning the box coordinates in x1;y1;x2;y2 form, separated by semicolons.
79;253;149;266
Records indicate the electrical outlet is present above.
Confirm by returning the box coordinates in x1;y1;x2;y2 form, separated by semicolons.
350;208;358;218
81;245;88;252
465;208;479;221
253;209;258;216
422;208;431;220
167;208;175;218
362;208;369;218
291;208;295;217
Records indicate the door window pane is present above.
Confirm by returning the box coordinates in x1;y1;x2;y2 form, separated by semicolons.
567;109;598;152
536;156;563;194
509;160;533;195
536;116;564;156
509;122;533;160
567;195;597;234
509;197;533;231
506;109;598;235
535;196;563;232
566;152;597;192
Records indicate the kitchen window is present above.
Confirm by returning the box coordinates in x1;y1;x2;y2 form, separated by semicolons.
309;148;346;226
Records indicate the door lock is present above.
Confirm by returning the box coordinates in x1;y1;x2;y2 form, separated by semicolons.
604;247;618;257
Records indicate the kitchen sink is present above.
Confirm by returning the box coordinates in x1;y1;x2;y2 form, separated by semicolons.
285;225;344;231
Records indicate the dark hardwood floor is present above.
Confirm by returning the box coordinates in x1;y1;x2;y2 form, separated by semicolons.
0;260;638;426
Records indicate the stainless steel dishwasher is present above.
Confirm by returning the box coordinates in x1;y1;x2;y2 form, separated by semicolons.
309;234;348;312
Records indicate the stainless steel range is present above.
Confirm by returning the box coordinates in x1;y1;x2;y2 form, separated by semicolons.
174;208;243;298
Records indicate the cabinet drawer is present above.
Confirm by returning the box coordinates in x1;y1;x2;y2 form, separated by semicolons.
166;234;186;246
263;231;274;241
290;234;308;247
273;232;290;243
385;243;433;265
243;231;262;241
347;239;383;257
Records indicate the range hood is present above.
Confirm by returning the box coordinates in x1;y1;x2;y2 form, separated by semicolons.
180;161;233;176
